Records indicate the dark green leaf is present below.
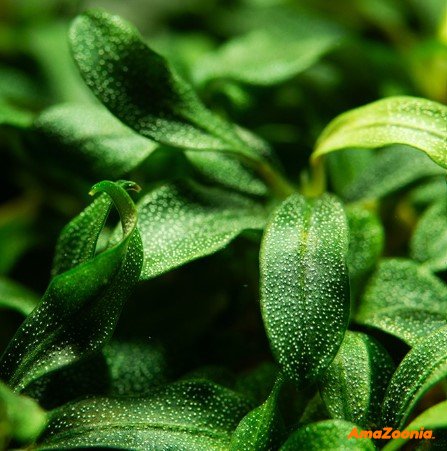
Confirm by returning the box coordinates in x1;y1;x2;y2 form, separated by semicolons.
409;176;446;209
341;146;443;202
137;182;267;280
0;380;46;447
193;9;345;86
346;206;384;299
411;199;447;272
230;376;285;451
355;259;447;346
235;362;278;405
280;420;376;450
33;103;158;181
319;331;394;428
313;96;447;169
0;277;39;316
37;380;252;450
0;181;143;391
381;325;447;429
69;10;258;160
186;151;268;196
260;194;350;387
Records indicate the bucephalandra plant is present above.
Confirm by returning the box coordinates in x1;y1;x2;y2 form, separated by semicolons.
0;2;447;450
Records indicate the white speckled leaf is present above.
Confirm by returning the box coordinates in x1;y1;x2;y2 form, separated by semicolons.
382;400;447;451
341;145;444;202
69;10;257;160
37;380;252;450
260;194;350;387
381;325;447;429
137;182;267;280
0;380;47;447
186;151;268;196
355;259;447;346
346;206;384;299
280;420;376;450
33;103;157;181
319;331;394;428
230;375;285;450
411;199;447;272
0;277;39;316
0;181;143;391
193;10;344;86
313;96;447;169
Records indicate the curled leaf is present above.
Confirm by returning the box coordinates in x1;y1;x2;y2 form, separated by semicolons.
0;181;143;391
0;277;39;316
313;96;447;169
381;325;447;429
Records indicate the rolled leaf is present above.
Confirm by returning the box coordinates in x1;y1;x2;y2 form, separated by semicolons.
411;199;447;272
230;376;285;450
260;194;350;386
33;103;157;181
381;325;447;429
0;277;39;316
319;331;394;428
313;96;447;169
0;181;143;391
355;259;447;345
137;182;267;279
280;419;375;450
0;380;46;447
37;380;252;450
69;10;257;160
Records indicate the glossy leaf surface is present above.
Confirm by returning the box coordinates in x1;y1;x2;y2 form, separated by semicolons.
260;194;350;386
37;380;252;450
314;96;447;169
0;181;143;391
381;325;447;429
355;259;447;346
319;331;394;428
137;182;267;279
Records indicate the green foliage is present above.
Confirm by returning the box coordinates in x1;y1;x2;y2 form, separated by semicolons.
0;1;446;449
260;194;350;387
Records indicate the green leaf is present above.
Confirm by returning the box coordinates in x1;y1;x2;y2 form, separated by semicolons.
346;206;384;300
235;362;278;405
280;419;376;450
193;9;345;86
37;380;252;450
33;103;158;181
411;199;447;272
341;145;443;202
382;400;447;451
137;181;267;280
0;380;46;447
0;277;39;316
313;96;447;169
319;331;394;428
230;376;285;451
0;181;143;391
69;10;257;160
381;325;447;429
0;101;34;129
409;176;446;209
326;148;374;197
260;194;350;387
355;259;447;346
186;151;268;196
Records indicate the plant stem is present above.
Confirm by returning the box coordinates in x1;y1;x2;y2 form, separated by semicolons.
256;161;296;199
